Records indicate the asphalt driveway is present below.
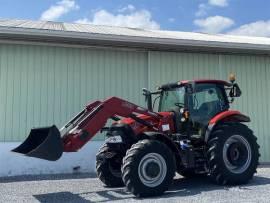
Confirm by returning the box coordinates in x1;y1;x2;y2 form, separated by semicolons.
1;168;270;203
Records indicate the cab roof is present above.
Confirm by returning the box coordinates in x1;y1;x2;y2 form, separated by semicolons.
160;79;232;90
181;79;232;86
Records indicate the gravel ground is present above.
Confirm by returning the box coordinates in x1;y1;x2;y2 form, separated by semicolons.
1;168;270;203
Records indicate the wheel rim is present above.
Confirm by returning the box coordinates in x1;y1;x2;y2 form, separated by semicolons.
223;135;252;174
138;153;167;187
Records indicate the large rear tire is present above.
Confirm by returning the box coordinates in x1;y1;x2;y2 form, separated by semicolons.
96;144;124;187
207;123;259;185
122;139;176;197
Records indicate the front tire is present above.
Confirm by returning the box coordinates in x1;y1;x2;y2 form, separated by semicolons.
122;139;176;197
207;123;259;185
96;144;124;187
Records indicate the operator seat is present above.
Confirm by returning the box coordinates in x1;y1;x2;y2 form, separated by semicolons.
191;101;221;125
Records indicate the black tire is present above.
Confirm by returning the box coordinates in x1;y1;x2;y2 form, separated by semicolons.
207;123;260;185
96;144;124;187
122;139;176;197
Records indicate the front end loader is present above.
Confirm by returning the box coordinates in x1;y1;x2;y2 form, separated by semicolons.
12;75;260;197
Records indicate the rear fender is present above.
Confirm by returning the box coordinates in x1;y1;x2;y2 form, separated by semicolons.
205;110;250;142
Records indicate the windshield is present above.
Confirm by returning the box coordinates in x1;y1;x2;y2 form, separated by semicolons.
159;87;185;112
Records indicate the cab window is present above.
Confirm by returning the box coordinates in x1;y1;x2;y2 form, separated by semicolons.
189;84;228;123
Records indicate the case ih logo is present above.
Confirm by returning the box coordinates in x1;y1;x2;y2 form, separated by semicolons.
122;102;135;109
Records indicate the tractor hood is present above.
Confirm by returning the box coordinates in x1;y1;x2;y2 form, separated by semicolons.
118;111;174;134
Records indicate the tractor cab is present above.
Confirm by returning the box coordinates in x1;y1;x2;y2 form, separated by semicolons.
159;81;230;122
145;76;241;136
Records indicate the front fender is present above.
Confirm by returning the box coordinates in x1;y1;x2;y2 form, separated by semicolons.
141;132;182;169
205;110;250;142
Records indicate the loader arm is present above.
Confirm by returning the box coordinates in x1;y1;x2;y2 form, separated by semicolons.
61;96;162;152
12;96;163;161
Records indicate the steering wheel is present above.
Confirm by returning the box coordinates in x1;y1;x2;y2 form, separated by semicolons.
174;102;185;109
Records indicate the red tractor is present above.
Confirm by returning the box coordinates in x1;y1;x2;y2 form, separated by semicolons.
12;75;259;197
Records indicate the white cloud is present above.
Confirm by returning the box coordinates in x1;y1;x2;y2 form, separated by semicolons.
75;6;160;30
118;4;135;13
228;20;270;37
75;18;91;24
40;0;79;21
208;0;228;7
194;15;234;33
195;0;228;17
195;4;209;17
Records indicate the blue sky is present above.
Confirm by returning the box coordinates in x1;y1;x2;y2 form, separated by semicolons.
1;0;270;37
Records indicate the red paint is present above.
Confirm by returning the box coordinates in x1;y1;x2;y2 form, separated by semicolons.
62;97;173;152
119;111;175;135
209;110;247;125
61;80;236;153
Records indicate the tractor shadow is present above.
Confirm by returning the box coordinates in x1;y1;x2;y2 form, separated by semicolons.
32;174;270;203
0;173;96;183
163;175;270;198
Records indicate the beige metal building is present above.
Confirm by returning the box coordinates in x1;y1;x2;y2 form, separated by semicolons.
0;19;269;176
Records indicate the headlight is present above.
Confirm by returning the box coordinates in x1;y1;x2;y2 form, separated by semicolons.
105;136;123;143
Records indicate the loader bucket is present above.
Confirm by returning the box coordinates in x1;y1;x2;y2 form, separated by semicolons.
12;125;63;161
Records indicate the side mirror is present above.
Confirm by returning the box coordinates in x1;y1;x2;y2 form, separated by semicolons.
142;88;151;96
229;83;241;97
142;88;153;111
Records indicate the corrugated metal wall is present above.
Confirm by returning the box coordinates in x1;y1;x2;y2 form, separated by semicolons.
0;44;269;161
0;44;148;141
148;51;270;161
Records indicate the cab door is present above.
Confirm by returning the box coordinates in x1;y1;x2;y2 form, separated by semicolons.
188;83;229;132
